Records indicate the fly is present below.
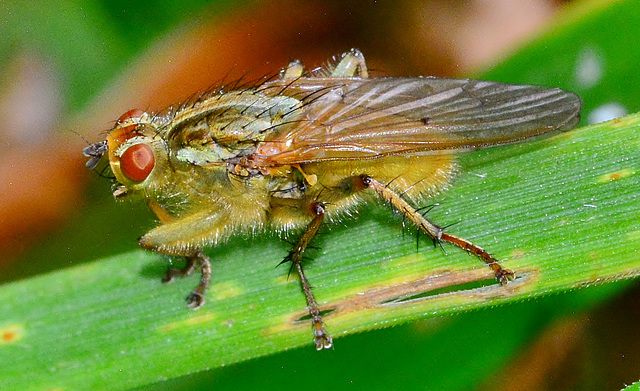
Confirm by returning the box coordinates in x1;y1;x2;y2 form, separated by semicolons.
84;49;581;350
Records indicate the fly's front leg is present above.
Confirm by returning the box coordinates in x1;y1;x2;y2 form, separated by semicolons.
187;250;212;309
359;175;515;284
162;254;197;283
139;208;231;309
331;48;368;78
158;249;211;309
284;202;333;350
169;252;210;309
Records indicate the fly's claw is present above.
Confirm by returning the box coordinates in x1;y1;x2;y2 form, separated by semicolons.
186;292;206;309
495;268;516;285
313;320;333;350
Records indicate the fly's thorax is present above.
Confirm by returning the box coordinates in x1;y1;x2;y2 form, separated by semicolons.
106;110;169;196
168;90;303;167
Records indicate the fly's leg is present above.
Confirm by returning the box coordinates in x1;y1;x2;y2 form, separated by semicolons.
331;48;368;78
159;249;212;309
162;255;197;282
281;48;368;80
281;59;304;79
186;250;212;309
139;208;231;310
283;202;333;350
360;175;515;284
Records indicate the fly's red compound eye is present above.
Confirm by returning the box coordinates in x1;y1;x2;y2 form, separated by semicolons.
117;109;146;125
120;143;155;182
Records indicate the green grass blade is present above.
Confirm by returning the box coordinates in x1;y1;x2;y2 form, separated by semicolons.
623;381;640;391
1;112;639;390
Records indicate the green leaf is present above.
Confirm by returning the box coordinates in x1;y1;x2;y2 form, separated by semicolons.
622;380;640;391
1;111;639;390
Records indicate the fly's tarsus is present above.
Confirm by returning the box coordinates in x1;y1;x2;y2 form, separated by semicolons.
284;202;333;350
439;233;515;284
162;250;211;310
162;256;197;284
189;251;212;309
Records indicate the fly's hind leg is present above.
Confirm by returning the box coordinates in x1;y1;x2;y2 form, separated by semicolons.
360;175;515;283
282;202;333;350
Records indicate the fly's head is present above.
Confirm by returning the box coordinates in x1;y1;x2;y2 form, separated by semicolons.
84;109;169;199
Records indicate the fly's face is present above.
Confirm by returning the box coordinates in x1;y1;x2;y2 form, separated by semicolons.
86;109;170;198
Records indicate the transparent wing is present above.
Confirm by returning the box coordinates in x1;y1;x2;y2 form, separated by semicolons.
253;77;581;165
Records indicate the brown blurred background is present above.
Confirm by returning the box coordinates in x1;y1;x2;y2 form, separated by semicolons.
0;0;571;267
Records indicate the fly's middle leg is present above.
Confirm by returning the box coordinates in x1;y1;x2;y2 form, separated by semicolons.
283;202;333;350
359;175;515;284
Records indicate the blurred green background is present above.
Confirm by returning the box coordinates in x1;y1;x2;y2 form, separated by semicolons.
2;0;640;390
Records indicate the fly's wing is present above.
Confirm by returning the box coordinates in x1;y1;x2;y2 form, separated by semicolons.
253;77;581;165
